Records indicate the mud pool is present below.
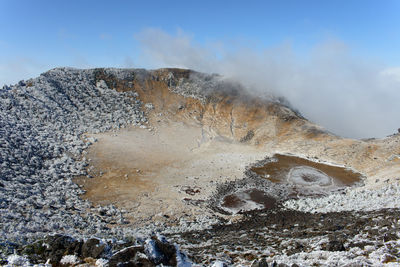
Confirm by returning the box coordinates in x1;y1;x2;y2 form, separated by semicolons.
221;189;277;214
251;154;364;197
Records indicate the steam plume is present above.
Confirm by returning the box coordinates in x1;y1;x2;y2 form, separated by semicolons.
136;28;400;139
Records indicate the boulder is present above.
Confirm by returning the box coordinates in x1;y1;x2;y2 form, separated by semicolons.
322;239;345;252
108;246;153;267
81;238;108;259
144;237;177;266
251;258;268;267
44;234;83;265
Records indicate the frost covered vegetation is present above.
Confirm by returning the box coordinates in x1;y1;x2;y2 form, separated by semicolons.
283;184;400;213
0;68;147;244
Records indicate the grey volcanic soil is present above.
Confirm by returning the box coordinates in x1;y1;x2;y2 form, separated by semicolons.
166;208;400;266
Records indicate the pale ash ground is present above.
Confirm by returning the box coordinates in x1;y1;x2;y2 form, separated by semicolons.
76;117;267;226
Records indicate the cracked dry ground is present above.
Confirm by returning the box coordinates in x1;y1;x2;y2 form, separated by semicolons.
165;208;400;265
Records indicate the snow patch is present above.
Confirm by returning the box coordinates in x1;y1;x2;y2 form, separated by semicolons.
60;255;78;265
5;254;30;267
95;258;109;267
211;260;229;267
144;103;154;110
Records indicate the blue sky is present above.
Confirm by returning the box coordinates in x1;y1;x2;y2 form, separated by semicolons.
1;0;400;138
1;0;400;84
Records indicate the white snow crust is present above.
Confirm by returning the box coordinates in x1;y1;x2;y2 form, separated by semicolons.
0;68;146;242
5;254;30;266
288;166;332;186
60;254;78;265
284;184;400;213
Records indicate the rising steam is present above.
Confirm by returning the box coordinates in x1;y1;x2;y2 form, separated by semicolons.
136;28;400;139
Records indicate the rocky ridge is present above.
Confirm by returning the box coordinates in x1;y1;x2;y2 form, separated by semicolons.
0;68;149;243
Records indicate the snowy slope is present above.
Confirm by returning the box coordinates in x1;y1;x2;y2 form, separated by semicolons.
0;68;146;242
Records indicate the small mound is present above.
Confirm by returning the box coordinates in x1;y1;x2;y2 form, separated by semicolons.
288;166;333;186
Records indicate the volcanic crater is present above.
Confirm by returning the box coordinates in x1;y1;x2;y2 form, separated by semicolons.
2;67;400;266
76;68;391;224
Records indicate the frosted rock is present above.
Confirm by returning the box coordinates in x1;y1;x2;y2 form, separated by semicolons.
0;68;146;244
95;258;109;267
144;103;154;110
211;260;229;267
284;184;400;213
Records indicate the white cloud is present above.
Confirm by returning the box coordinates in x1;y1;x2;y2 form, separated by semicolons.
135;28;217;71
136;28;400;139
380;67;400;82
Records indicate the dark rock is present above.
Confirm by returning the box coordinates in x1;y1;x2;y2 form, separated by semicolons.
133;255;154;267
110;238;136;252
44;234;82;255
81;238;107;259
327;224;344;231
240;130;255;143
244;253;257;261
109;246;142;266
382;253;396;263
114;263;135;267
109;246;154;267
146;237;177;266
383;233;398;242
44;234;83;265
1;241;19;257
22;240;47;263
277;263;289;267
324;240;345;252
99;210;107;216
251;258;269;267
